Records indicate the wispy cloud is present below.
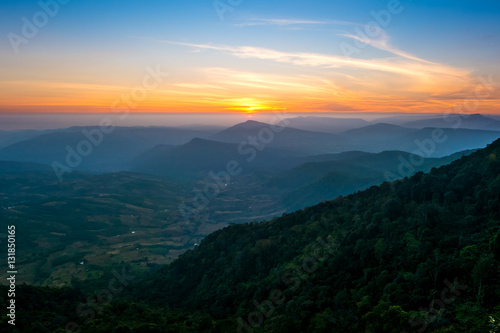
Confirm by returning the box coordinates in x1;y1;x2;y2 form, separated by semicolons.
202;67;338;93
338;28;434;64
169;68;344;112
165;40;470;81
235;18;355;27
132;36;499;114
172;83;226;90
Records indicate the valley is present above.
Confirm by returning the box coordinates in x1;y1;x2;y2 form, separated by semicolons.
0;115;495;288
2;2;499;330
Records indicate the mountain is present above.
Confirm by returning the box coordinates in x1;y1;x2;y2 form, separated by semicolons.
0;160;52;172
338;123;500;156
402;114;500;131
0;128;57;149
130;137;297;181
488;115;500;122
211;119;499;157
408;127;500;156
131;138;245;180
8;121;490;177
0;126;213;172
4;140;500;332
280;116;369;133
343;123;412;136
212;120;341;155
129;144;476;223
371;114;441;125
267;149;475;211
339;123;415;151
131;137;500;332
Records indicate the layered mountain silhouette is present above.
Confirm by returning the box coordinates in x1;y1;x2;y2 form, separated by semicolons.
129;137;500;332
0;126;214;172
1;117;499;179
402;113;500;131
130;137;296;180
2;117;500;332
280;116;369;132
212;120;341;155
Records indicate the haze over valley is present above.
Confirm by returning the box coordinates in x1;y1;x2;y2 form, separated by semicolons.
1;113;498;287
1;0;500;331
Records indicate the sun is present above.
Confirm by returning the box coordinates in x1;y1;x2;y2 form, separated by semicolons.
223;98;275;113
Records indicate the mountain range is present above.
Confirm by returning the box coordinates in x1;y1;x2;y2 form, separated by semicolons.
1;116;499;178
4;135;499;332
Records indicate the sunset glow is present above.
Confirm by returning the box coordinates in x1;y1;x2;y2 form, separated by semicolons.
1;0;499;115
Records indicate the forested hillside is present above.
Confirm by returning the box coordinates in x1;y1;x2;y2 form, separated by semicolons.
2;138;500;332
137;137;500;332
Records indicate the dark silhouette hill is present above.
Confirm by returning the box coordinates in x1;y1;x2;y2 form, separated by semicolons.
3;139;500;332
131;137;500;332
212;120;341;155
0;126;212;172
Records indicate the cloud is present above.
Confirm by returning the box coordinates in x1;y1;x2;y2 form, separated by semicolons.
202;67;338;93
319;102;362;112
166;40;470;81
172;83;226;90
141;36;492;113
337;28;434;64
235;18;355;27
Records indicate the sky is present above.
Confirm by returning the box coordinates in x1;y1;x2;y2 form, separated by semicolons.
1;0;500;116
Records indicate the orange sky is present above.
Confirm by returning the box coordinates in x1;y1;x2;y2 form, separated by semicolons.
1;2;499;116
1;66;499;115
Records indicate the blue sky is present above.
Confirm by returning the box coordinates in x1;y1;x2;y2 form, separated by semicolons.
1;0;499;114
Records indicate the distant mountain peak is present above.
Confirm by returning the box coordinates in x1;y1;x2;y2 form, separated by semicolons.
188;137;209;144
240;120;269;126
468;113;491;120
183;137;228;148
181;137;237;151
218;120;271;132
368;122;403;128
346;123;405;132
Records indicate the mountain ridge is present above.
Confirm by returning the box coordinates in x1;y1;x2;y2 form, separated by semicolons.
131;137;500;332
